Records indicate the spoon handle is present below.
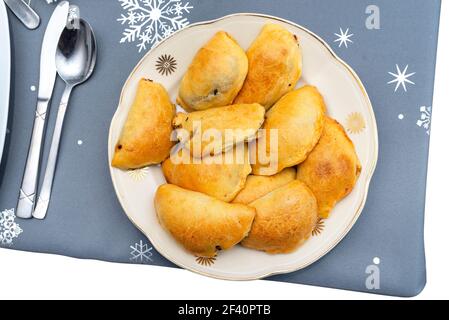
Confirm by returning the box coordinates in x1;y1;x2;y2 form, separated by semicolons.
33;85;73;220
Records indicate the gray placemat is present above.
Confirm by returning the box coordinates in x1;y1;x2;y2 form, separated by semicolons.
0;0;441;297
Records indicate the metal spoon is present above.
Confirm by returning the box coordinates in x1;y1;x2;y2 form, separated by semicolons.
33;19;97;220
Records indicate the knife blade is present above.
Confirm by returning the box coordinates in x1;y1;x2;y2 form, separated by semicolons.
16;1;69;219
0;0;11;167
3;0;40;30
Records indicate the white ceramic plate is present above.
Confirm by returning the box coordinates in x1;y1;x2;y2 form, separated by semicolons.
0;0;11;165
109;14;378;280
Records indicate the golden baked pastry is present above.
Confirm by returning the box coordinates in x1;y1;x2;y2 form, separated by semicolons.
232;167;296;205
251;85;326;176
162;146;252;202
241;180;318;254
234;24;302;110
154;184;256;257
297;116;362;218
177;31;248;111
173;103;265;157
112;79;175;169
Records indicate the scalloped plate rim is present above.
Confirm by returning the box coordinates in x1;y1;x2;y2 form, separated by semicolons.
108;13;379;281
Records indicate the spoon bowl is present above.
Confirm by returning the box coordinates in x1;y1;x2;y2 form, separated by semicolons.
56;19;97;86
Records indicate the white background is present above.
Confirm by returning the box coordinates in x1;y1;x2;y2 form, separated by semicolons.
1;2;448;300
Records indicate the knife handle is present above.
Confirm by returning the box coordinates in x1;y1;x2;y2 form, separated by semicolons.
16;99;49;219
4;0;40;30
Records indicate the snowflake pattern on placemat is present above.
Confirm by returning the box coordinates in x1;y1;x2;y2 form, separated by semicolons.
0;209;23;246
117;0;193;52
130;240;154;263
334;27;354;48
416;106;432;135
388;64;416;93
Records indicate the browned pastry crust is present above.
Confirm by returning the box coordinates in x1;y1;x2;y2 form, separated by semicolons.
162;146;252;202
234;24;302;110
173;103;265;157
297;116;362;218
241;180;318;254
251;85;326;176
177;31;248;111
112;79;175;169
155;184;256;257
232;167;296;205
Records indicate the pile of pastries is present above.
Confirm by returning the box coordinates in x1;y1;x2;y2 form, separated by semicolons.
112;24;362;258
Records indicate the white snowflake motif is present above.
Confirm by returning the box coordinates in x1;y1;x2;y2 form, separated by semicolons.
334;27;354;48
0;209;23;246
388;64;416;92
130;240;154;263
118;0;193;52
416;106;432;135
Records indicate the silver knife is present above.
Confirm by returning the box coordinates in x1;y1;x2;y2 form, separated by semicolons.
0;0;11;167
3;0;40;30
16;1;69;219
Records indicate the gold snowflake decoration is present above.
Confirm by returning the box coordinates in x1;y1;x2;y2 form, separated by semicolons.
127;167;149;181
312;218;325;236
196;255;216;267
346;112;366;134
